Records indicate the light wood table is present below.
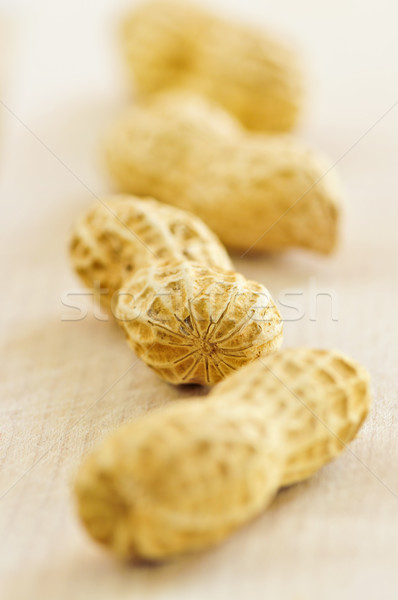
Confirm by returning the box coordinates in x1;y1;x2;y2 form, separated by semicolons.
1;1;398;598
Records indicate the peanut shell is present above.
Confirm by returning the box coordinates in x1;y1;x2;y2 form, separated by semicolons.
70;195;283;384
116;261;283;385
75;348;371;559
70;195;232;307
121;0;303;132
105;94;340;255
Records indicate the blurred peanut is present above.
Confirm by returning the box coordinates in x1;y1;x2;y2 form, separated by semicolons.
75;348;371;560
121;0;303;132
105;94;340;255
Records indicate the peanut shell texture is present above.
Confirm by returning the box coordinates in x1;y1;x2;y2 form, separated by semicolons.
121;0;304;132
75;348;371;560
105;94;340;255
70;195;283;384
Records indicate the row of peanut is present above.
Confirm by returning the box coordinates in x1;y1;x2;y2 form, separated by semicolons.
71;1;371;561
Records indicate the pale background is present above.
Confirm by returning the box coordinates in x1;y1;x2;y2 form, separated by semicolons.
1;1;398;598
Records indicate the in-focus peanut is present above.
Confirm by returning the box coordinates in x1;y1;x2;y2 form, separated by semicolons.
70;196;283;385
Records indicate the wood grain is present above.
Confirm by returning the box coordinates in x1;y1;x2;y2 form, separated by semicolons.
1;2;398;599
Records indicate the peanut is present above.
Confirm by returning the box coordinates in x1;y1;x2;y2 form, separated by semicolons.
70;196;283;385
105;93;341;255
75;348;371;560
121;0;303;132
116;261;282;385
70;195;233;305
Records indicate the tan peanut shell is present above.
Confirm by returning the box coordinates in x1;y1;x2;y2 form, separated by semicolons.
70;196;283;384
70;195;232;306
116;261;283;385
212;348;371;486
121;0;303;132
105;94;340;255
75;348;371;560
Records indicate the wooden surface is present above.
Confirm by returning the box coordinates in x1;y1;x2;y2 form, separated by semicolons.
1;1;398;598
